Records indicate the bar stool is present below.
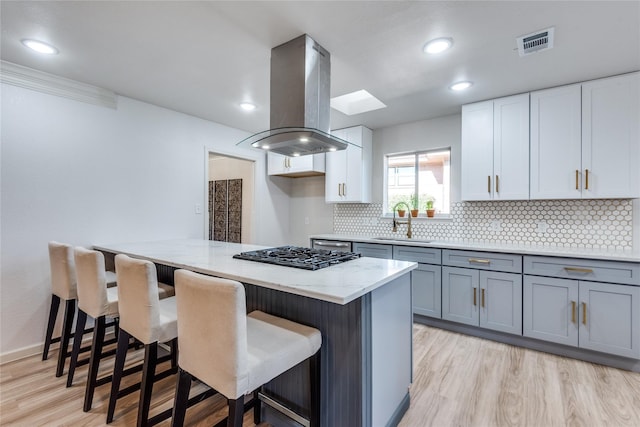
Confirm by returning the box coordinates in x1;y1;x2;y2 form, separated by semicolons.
171;269;322;427
44;241;116;377
66;247;176;411
107;254;178;427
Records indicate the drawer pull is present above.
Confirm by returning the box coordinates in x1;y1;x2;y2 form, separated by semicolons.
585;169;589;190
571;301;576;324
495;175;499;193
564;267;593;274
473;288;477;306
575;170;579;190
582;302;587;325
469;258;491;265
487;176;491;193
481;288;485;308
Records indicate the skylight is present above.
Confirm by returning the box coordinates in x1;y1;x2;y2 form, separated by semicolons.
330;90;386;116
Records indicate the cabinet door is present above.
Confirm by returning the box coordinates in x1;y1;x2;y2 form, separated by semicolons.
523;275;579;347
325;149;347;202
442;267;479;326
343;144;364;202
479;271;522;335
461;101;494;201
287;154;314;173
578;281;640;359
582;72;640;198
412;264;442;318
352;242;393;259
493;94;530;200
267;152;287;175
530;84;582;199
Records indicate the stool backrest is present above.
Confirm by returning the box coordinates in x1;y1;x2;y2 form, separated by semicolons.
174;269;248;398
48;241;76;300
74;247;111;318
115;254;161;344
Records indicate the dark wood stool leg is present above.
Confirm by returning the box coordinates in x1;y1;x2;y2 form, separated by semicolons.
56;299;76;377
171;368;192;427
43;295;61;361
227;398;244;427
170;337;178;369
137;342;158;427
66;309;88;387
107;329;130;424
309;351;321;427
253;389;261;424
83;315;106;412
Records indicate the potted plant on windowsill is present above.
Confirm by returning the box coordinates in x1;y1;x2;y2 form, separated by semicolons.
425;198;436;218
410;194;419;217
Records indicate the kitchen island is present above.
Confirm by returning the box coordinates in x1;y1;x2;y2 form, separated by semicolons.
95;239;417;427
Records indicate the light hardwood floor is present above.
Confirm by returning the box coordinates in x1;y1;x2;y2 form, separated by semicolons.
1;324;639;426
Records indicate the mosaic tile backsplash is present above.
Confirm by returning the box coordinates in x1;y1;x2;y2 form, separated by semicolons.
334;200;634;250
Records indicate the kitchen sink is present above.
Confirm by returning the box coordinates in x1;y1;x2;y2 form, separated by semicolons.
372;237;433;243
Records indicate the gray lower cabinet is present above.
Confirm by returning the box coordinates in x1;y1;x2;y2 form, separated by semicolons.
412;264;442;318
352;242;393;259
442;266;522;335
524;275;640;358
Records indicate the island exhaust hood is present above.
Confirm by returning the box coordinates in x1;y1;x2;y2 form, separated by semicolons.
237;34;349;157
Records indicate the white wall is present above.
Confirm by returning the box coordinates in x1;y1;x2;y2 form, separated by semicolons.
372;114;462;204
0;82;289;358
289;176;334;246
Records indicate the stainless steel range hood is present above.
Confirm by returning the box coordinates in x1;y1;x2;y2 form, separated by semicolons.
237;34;349;156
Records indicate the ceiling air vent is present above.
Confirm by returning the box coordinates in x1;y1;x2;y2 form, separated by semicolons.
517;27;555;57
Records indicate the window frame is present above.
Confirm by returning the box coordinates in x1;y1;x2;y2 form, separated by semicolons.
383;147;452;218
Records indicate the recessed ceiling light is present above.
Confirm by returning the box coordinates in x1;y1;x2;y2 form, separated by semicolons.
239;102;256;111
449;81;473;91
423;37;453;54
21;39;59;55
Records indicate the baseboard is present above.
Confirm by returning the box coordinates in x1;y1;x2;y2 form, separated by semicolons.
0;343;43;365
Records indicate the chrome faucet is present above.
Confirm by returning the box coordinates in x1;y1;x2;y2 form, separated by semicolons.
392;202;412;239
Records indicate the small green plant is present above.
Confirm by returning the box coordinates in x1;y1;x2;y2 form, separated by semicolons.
425;197;435;210
410;194;419;210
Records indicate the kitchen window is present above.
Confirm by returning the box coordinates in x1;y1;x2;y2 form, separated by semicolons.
385;149;451;216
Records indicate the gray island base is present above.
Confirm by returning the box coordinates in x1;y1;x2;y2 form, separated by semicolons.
96;239;416;427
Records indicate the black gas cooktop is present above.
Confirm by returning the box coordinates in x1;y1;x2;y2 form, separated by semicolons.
233;246;360;271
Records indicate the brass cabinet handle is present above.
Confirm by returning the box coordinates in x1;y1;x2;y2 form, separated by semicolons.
571;301;576;324
473;288;477;306
585;169;589;190
575;170;579;190
564;267;594;274
495;175;499;193
582;302;587;325
481;288;485;308
487;176;491;193
469;258;491;265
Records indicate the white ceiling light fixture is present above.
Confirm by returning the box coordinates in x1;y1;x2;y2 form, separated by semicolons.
239;102;256;111
330;89;386;116
449;81;473;91
423;37;453;54
21;39;59;55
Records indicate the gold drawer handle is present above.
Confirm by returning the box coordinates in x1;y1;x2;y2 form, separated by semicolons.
571;301;576;324
582;302;587;325
469;258;491;265
575;170;579;190
481;288;485;308
585;169;589;190
564;267;593;274
473;288;477;306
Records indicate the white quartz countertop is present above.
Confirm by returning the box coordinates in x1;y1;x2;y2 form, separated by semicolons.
94;239;417;305
310;234;640;263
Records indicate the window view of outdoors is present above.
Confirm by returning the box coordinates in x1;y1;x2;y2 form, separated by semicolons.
386;149;450;215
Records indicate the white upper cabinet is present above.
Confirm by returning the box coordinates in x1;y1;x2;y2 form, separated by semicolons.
461;93;530;201
581;72;640;198
325;126;372;203
531;72;639;199
267;152;325;177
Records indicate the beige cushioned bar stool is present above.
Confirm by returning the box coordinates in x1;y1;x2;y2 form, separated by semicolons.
107;254;178;427
66;247;175;411
44;241;116;377
171;270;322;427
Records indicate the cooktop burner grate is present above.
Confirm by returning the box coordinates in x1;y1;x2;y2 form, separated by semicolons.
233;246;360;270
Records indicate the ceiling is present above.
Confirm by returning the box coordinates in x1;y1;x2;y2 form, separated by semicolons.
2;1;639;134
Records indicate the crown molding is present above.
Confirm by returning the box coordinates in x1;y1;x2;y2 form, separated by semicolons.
0;60;117;109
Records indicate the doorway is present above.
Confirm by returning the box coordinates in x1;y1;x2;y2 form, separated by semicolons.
206;152;255;243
